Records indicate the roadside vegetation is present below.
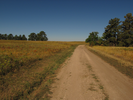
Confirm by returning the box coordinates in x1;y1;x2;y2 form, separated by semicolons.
89;46;133;63
0;40;85;99
86;46;133;78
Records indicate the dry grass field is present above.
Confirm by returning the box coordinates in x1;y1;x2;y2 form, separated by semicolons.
0;40;85;75
86;45;133;78
0;40;85;100
91;46;133;62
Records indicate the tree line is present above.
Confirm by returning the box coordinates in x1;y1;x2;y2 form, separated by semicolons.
0;31;48;41
0;34;27;40
86;13;133;47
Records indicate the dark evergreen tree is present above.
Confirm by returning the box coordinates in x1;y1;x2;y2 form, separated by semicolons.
119;13;133;47
2;34;8;40
28;32;37;41
7;34;14;40
85;32;99;46
14;35;19;40
0;33;2;39
5;34;8;40
1;34;4;40
18;35;22;40
103;18;121;46
36;31;48;41
85;32;99;43
22;35;27;40
96;36;104;45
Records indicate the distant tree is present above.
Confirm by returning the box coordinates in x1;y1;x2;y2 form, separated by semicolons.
3;34;8;40
28;32;37;41
5;34;8;40
119;13;133;47
85;38;90;43
22;34;27;40
85;32;98;42
96;36;104;45
18;35;22;40
85;32;99;46
14;35;19;40
102;18;121;46
1;34;4;40
0;33;2;39
0;31;48;41
7;33;14;40
36;31;48;41
1;34;8;40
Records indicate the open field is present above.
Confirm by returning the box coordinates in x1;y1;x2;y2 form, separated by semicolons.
1;41;133;100
89;46;133;63
0;40;85;99
0;40;85;75
86;45;133;78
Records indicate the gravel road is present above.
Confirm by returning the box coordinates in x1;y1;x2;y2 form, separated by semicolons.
48;45;133;100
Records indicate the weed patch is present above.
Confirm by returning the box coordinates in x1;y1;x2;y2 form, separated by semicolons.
88;86;97;91
91;74;99;82
88;65;92;71
99;84;104;90
87;64;109;100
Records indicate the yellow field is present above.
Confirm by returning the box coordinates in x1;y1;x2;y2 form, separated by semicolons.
90;46;133;62
86;45;133;79
0;40;85;75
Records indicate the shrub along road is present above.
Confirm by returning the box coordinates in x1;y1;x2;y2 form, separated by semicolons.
47;45;133;100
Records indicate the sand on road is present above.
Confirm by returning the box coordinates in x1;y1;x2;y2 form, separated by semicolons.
48;45;133;100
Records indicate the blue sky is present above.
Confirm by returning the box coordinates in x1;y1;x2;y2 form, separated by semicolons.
0;0;133;41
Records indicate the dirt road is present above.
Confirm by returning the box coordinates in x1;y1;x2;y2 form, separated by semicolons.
48;45;133;100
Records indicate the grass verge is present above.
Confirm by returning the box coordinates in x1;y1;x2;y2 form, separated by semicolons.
86;45;133;78
0;45;77;100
